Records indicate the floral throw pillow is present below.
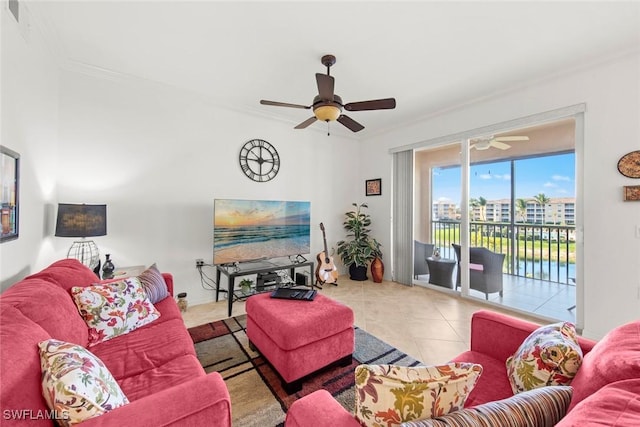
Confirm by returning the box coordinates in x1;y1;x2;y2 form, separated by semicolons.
71;277;160;345
355;363;483;427
39;339;129;426
506;322;583;394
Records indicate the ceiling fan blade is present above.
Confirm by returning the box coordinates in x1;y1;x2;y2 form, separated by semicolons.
294;116;318;129
491;141;511;150
260;100;310;109
494;136;529;142
344;98;396;111
337;115;364;132
316;73;335;101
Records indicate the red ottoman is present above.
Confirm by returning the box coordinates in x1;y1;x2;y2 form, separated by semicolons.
246;292;354;393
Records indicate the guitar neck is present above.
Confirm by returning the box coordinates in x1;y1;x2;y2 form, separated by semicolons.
321;227;330;263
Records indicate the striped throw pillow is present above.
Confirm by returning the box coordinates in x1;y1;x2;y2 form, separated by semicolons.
138;263;169;303
401;386;573;427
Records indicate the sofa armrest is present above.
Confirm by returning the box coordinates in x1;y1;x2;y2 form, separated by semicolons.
161;273;174;296
79;372;230;427
470;310;546;362
470;310;596;362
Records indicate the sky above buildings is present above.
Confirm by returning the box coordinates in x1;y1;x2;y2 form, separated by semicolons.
433;152;575;204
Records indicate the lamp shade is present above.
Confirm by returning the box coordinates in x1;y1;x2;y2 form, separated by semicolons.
55;204;107;238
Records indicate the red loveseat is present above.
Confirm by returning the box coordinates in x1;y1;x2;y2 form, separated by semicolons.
286;310;640;426
0;259;231;426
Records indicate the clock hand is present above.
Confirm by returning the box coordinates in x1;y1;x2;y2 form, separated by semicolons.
247;157;265;164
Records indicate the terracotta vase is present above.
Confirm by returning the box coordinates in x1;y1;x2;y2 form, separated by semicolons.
371;257;384;283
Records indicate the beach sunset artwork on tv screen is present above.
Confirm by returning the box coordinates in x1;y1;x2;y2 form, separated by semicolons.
213;199;311;265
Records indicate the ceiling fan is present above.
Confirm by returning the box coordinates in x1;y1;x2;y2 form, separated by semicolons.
260;54;396;133
470;135;530;150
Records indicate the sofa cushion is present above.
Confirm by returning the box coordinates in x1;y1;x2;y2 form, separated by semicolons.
506;322;582;393
137;263;169;303
91;317;197;380
401;386;573;427
148;292;184;324
39;339;129;426
0;304;52;419
451;350;514;407
557;378;640;426
71;277;160;346
567;320;640;410
1;279;90;345
118;354;205;401
354;363;483;427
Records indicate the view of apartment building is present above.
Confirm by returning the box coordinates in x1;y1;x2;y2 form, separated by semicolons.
433;197;576;224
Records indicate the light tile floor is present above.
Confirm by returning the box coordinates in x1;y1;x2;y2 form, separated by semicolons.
181;276;547;366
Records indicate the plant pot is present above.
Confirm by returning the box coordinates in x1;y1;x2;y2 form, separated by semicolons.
371;257;384;283
349;264;368;281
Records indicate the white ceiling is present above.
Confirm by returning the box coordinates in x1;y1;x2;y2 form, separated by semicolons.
28;1;640;138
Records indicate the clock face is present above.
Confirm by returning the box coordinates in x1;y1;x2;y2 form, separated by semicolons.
617;150;640;178
239;139;280;182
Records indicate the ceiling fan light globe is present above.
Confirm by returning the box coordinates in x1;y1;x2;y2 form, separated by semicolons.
314;105;341;122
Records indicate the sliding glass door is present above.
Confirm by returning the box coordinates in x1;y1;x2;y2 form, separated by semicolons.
413;118;578;323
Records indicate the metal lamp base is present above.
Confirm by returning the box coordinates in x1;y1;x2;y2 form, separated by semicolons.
67;239;100;271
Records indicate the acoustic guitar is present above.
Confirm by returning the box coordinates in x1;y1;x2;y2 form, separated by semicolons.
316;223;338;286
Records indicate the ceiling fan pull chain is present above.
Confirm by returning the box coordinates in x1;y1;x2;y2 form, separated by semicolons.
327;121;331;136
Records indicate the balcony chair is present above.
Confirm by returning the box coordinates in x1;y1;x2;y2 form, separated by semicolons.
414;240;434;279
452;243;505;300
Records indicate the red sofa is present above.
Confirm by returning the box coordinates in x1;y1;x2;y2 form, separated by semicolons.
0;259;231;426
286;310;640;426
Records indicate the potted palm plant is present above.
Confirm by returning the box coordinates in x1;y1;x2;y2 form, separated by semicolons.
336;203;382;281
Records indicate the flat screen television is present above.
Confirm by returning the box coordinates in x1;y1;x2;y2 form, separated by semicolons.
213;199;311;265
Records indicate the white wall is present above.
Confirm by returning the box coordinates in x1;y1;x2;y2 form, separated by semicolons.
53;68;360;305
362;52;640;339
0;4;59;289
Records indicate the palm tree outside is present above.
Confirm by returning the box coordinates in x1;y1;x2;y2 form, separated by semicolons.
477;196;487;221
533;193;550;224
516;198;528;223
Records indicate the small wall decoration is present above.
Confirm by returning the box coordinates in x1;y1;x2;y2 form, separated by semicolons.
617;150;640;178
366;178;382;196
0;146;20;242
238;139;280;182
623;185;640;201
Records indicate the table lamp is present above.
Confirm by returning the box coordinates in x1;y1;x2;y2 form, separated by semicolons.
55;203;106;273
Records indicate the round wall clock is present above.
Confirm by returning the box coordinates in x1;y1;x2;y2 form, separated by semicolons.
239;139;280;182
617;150;640;178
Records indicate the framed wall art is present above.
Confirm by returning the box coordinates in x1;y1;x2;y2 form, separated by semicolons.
366;178;382;196
0;146;19;242
623;185;640;202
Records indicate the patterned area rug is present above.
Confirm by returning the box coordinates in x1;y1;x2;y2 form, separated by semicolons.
188;314;421;427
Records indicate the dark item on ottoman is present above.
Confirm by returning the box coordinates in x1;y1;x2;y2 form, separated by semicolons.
246;292;355;394
271;287;317;301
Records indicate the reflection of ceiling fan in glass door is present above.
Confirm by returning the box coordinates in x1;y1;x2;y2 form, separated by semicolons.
470;135;529;150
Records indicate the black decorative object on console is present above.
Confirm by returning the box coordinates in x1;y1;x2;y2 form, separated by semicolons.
102;254;115;279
